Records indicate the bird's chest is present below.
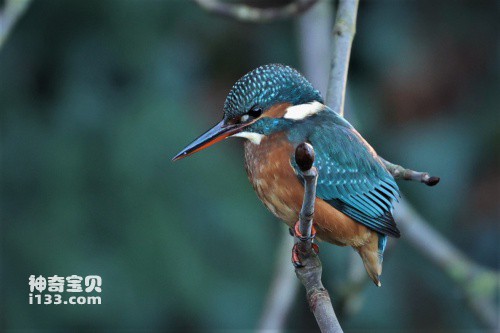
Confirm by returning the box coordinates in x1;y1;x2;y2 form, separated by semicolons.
242;132;372;247
243;133;303;225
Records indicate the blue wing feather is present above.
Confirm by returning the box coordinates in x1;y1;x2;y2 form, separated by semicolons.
289;108;401;238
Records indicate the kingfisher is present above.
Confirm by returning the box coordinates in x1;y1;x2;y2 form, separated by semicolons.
173;64;401;286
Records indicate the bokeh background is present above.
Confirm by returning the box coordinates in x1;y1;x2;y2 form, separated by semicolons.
1;0;498;332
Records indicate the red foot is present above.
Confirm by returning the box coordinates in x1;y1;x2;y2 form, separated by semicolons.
293;221;317;241
291;221;320;268
292;243;303;268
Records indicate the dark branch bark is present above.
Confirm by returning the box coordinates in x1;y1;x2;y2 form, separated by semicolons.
294;143;343;333
381;157;440;186
193;0;318;23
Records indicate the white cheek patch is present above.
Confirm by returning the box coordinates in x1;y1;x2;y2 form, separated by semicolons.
231;132;265;145
283;101;325;120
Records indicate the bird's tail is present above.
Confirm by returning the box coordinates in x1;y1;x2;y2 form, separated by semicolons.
355;233;387;287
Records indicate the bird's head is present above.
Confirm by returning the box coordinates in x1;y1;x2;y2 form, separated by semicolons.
173;64;324;161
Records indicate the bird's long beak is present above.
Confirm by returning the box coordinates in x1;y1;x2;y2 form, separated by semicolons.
172;120;247;161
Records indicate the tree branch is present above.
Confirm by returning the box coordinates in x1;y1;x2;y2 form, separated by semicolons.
196;0;499;330
325;0;359;115
294;142;343;333
380;157;440;186
322;0;442;188
307;0;499;329
193;0;318;23
0;0;32;51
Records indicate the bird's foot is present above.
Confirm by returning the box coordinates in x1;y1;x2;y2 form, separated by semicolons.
292;243;320;268
292;220;316;241
292;243;303;268
291;221;319;268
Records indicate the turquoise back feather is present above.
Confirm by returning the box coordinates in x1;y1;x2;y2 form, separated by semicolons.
289;107;401;237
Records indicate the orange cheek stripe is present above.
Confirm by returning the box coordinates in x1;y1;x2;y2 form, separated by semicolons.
263;103;292;119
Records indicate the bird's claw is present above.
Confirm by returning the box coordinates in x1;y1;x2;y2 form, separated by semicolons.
291;221;319;267
311;242;319;254
291;242;320;267
292;243;304;268
293;220;317;241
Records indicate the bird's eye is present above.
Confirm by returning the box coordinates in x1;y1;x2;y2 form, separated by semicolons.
237;106;263;123
248;107;263;118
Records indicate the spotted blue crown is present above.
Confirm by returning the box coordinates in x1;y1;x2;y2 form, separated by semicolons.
223;64;323;120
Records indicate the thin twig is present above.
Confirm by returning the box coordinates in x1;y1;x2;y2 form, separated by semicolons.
0;0;32;50
193;0;318;23
294;142;343;333
295;143;317;244
325;0;359;116
381;157;440;186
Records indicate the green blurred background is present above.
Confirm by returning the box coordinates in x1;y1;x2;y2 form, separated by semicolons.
1;0;498;331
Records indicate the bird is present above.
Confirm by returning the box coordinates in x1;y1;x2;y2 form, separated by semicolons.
173;64;401;286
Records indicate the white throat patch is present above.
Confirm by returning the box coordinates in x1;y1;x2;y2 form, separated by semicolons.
283;101;324;120
231;132;265;145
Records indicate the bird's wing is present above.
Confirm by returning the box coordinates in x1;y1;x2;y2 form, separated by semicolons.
291;115;401;237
